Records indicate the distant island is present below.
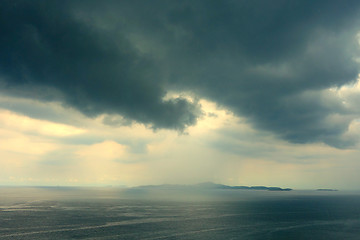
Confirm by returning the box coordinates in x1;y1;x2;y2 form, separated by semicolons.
133;182;292;191
316;189;338;192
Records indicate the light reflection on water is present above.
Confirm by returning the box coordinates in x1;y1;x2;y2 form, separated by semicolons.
0;187;360;240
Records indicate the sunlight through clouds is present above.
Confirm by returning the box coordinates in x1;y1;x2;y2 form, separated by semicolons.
2;0;360;194
0;109;86;137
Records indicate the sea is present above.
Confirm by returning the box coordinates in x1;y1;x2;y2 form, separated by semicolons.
0;187;360;240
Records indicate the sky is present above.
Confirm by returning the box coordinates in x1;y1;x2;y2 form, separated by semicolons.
1;0;360;189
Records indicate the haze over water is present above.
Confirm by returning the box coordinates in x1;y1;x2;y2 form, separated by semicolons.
1;187;360;240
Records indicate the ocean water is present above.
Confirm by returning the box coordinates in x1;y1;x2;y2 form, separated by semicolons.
0;187;360;240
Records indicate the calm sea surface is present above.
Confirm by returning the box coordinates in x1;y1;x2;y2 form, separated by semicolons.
0;187;360;240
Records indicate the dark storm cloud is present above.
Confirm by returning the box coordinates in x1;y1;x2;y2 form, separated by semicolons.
157;0;360;147
1;0;360;147
0;0;201;131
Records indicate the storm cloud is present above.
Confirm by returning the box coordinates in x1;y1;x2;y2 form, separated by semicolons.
0;0;201;131
1;0;360;147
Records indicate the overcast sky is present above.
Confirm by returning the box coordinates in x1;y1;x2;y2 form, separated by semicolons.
2;0;360;189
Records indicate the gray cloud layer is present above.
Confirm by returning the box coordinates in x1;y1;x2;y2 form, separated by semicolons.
1;0;360;147
0;0;201;131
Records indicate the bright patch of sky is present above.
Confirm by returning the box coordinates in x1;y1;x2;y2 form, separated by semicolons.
1;92;360;189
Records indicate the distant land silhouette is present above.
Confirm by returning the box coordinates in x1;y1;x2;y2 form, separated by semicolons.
133;182;292;191
316;188;338;191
